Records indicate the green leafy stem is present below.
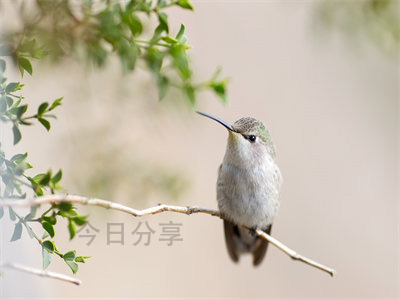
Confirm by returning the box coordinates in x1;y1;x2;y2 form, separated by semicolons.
0;0;230;278
0;59;88;274
1;0;229;104
5;202;89;274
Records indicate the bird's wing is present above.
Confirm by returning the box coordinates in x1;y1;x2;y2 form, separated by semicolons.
218;164;239;263
252;224;272;266
223;220;239;262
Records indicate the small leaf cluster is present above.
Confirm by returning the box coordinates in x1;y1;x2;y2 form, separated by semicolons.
42;247;89;275
40;202;89;274
314;0;400;57
0;58;63;144
1;0;229;104
0;58;88;274
27;169;63;196
3;202;89;274
14;39;48;76
0;0;231;277
0;151;33;197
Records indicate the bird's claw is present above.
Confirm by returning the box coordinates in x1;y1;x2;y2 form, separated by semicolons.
249;226;258;236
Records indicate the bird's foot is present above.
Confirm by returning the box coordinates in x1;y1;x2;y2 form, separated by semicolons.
249;226;258;236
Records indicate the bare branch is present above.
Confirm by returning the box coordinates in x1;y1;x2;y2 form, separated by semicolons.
0;194;336;276
0;262;82;286
253;229;336;276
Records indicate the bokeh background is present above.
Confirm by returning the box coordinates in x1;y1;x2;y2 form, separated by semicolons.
1;0;399;299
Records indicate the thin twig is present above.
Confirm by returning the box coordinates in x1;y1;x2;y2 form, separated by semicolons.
0;262;81;286
0;194;336;276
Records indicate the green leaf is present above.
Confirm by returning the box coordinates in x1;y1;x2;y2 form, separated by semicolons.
152;24;166;43
157;12;169;33
117;39;139;72
63;250;76;261
10;222;23;241
5;82;19;93
42;240;55;253
11;152;28;163
170;44;191;79
58;202;73;212
184;84;196;105
12;125;21;145
162;36;178;44
74;256;90;263
12;98;21;108
41;221;55;238
37;102;49;116
21;161;33;171
177;0;194;10
74;256;85;263
72;215;87;226
18;57;33;76
6;96;13;107
65;260;78;274
38;118;50;131
16;104;28;118
157;75;169;100
9;207;16;221
175;24;185;40
33;172;51;185
209;79;229;103
51;169;62;184
43;215;57;225
59;209;78;218
42;247;51;269
146;47;163;72
19;120;33;126
48;97;62;111
68;219;76;239
124;13;142;36
43;114;56;119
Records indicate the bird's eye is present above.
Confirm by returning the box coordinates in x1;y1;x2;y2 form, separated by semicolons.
249;135;256;142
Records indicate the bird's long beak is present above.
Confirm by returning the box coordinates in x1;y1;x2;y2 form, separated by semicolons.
196;111;238;133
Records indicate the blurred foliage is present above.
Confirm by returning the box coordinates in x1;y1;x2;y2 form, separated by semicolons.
0;0;228;276
314;0;400;56
0;59;88;274
0;0;229;103
69;127;189;203
81;156;188;202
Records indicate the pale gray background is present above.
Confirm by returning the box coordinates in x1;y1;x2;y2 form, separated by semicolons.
0;1;398;299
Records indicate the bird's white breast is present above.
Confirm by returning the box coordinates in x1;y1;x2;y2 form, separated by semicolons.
217;155;282;228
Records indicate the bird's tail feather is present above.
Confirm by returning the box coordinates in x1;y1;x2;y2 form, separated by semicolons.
252;225;272;266
223;220;272;266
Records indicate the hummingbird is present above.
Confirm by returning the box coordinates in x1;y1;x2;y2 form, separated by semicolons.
197;111;282;266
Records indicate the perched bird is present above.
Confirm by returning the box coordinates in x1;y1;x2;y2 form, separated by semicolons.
197;111;282;266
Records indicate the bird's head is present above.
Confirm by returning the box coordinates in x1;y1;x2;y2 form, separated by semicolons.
197;112;276;168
